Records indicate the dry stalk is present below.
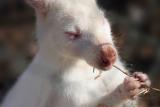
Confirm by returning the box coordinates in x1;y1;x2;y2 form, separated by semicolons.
113;65;160;94
93;65;160;95
94;71;102;80
93;42;160;93
93;67;102;80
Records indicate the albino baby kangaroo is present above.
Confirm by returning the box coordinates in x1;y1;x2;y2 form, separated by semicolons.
1;0;151;107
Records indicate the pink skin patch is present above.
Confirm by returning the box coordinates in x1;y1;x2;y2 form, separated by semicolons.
65;27;81;40
123;72;151;99
133;72;151;88
26;0;47;16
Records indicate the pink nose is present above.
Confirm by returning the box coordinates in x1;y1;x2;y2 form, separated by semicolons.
100;45;117;68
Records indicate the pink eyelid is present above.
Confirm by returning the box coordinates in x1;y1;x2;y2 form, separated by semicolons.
64;27;81;39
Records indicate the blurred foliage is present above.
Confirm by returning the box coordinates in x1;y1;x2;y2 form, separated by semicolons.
0;0;160;106
0;0;37;101
98;0;160;106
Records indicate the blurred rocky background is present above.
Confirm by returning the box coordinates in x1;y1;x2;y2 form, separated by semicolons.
0;0;160;107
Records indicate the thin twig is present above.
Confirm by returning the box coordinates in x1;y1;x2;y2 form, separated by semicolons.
113;65;132;77
136;89;149;96
113;65;160;93
93;67;102;80
92;42;160;93
94;70;102;80
150;87;160;92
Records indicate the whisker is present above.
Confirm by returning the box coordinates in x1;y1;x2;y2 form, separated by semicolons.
93;67;95;73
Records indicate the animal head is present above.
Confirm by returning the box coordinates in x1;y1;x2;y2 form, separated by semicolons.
27;0;118;70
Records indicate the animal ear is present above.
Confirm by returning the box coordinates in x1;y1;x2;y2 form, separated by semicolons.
26;0;47;15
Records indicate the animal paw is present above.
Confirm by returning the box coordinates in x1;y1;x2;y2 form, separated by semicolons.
133;72;151;88
123;72;151;99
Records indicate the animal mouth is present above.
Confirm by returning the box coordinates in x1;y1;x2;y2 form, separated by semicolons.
96;59;112;71
100;58;112;70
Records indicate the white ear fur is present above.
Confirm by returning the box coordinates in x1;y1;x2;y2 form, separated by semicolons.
26;0;47;15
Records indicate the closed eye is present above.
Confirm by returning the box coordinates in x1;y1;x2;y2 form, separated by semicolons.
65;27;81;40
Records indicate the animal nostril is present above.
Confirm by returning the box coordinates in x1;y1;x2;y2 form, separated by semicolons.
100;46;117;68
101;57;110;66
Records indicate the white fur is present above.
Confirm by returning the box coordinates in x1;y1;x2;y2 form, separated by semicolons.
1;0;136;107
